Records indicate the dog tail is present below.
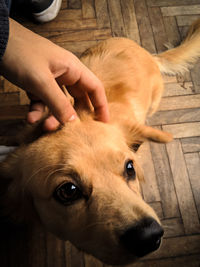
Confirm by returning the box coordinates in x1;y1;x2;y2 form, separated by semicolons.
154;18;200;75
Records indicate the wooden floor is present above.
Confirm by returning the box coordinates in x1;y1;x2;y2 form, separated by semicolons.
0;0;200;266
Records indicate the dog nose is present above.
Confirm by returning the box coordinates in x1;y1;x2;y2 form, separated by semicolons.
120;217;164;257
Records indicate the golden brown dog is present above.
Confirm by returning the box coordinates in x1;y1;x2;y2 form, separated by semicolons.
0;19;200;265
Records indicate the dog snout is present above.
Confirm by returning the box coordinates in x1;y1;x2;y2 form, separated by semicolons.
120;217;164;257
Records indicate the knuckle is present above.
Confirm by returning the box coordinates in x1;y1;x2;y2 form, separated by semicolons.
87;81;102;94
28;70;51;92
38;73;52;87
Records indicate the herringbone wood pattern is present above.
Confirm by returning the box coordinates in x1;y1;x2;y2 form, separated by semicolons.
0;0;200;266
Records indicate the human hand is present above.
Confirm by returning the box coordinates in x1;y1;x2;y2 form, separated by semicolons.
0;19;109;131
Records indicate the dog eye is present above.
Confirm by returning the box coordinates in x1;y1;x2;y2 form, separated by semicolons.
125;160;136;179
54;182;82;205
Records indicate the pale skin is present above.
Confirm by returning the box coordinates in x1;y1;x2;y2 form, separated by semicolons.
0;19;109;131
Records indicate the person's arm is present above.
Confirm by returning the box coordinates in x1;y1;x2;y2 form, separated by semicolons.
0;18;109;131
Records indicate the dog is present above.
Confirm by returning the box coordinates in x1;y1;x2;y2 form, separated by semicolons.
0;19;200;265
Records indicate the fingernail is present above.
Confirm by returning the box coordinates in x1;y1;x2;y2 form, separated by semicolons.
68;114;77;122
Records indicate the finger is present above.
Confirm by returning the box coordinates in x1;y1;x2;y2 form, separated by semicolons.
43;115;60;131
56;53;83;87
56;55;109;122
27;101;45;123
88;89;110;122
70;68;109;122
31;74;78;125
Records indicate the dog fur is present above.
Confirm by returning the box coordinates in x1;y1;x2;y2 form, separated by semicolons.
0;19;200;265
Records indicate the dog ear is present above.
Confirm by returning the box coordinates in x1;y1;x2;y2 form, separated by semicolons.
16;119;45;145
123;123;173;151
0;146;36;224
16;113;63;145
0;148;22;223
136;124;173;143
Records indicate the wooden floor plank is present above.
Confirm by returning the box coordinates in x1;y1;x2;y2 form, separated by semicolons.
64;242;72;267
46;233;65;267
0;93;19;106
107;0;126;37
58;9;82;20
0;105;29;120
120;0;140;44
166;140;200;234
148;6;168;53
148;108;200;126
94;0;110;28
27;226;47;267
163;82;194;97
163;75;177;83
191;60;200;93
84;254;103;267
145;235;200;259
161;5;200;16
162;122;200;139
61;0;67;10
161;218;185;238
176;14;200;26
138;142;161;203
137;254;200;267
134;0;156;53
3;79;20;93
147;0;200;7
27;18;97;32
181;137;200;153
19;89;30;105
68;0;82;9
176;71;192;83
59;40;98;56
163;16;181;47
70;245;85;267
185;153;200;219
41;28;112;43
150;142;180;218
149;202;164;219
82;0;96;19
158;94;200;111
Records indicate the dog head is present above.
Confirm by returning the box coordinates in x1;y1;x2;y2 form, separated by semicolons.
0;117;171;265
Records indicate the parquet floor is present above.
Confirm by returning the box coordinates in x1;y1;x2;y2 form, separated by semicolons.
0;0;200;266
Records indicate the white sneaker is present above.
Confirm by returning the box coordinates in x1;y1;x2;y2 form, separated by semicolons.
32;0;62;23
